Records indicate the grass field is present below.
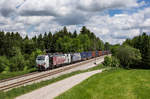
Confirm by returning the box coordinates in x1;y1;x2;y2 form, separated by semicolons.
56;68;150;99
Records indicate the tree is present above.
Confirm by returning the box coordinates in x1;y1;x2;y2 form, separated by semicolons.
0;56;10;73
142;48;150;67
103;56;120;67
104;42;110;50
28;49;44;69
71;38;82;52
22;40;36;55
43;32;49;49
141;34;150;68
0;31;5;56
32;35;37;48
123;38;133;46
62;26;68;35
10;47;26;71
96;37;104;50
110;44;120;56
37;34;45;51
72;30;77;38
44;32;52;52
115;45;141;68
56;36;72;53
80;26;90;35
4;32;13;57
123;32;150;68
0;27;105;72
78;34;90;51
103;56;112;67
24;35;29;40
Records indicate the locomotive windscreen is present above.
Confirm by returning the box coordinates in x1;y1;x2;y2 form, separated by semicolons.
36;56;45;60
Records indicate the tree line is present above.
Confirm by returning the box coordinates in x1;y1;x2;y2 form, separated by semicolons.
108;33;150;69
123;33;150;68
0;26;108;73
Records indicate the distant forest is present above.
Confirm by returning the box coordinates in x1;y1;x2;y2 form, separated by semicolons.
111;33;150;69
0;26;110;73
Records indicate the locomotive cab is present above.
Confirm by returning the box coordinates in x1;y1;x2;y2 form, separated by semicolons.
36;55;49;70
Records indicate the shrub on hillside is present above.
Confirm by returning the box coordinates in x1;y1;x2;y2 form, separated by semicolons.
0;56;10;73
103;56;120;67
28;49;44;69
10;54;26;72
116;45;141;68
111;57;120;67
103;56;112;66
9;47;26;72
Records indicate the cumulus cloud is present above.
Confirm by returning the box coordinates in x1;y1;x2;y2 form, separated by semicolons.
77;0;139;12
0;0;150;44
0;0;23;17
85;7;150;44
18;0;74;17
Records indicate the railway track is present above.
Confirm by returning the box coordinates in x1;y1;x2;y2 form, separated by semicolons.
0;72;39;83
0;56;105;92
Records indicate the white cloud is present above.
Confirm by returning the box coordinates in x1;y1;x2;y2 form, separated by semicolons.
18;0;74;17
0;0;150;44
0;0;24;17
77;0;139;12
84;7;150;44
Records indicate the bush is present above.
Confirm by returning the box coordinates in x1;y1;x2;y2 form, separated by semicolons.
103;56;112;66
0;56;10;73
28;49;43;69
111;57;120;67
103;56;120;67
10;55;26;72
116;45;141;68
2;66;10;74
9;47;26;72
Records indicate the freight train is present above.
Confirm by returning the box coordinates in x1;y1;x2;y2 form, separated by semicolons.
36;51;110;71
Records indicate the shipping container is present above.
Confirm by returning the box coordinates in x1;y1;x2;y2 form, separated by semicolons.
102;51;105;55
36;50;108;71
98;51;102;56
87;51;92;59
64;54;71;64
71;53;81;62
80;52;87;60
92;51;96;58
96;51;99;57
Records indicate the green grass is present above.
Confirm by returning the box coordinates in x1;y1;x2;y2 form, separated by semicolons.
0;68;37;80
0;64;104;99
56;68;150;99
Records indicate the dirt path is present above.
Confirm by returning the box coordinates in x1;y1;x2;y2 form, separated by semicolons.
16;70;103;99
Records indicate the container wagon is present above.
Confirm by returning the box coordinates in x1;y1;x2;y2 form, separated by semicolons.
71;53;81;62
36;50;110;71
96;51;99;57
98;51;102;56
92;51;96;58
87;51;92;59
102;51;105;55
80;52;87;60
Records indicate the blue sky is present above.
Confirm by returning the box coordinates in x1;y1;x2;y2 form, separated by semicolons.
0;0;150;44
108;0;150;16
